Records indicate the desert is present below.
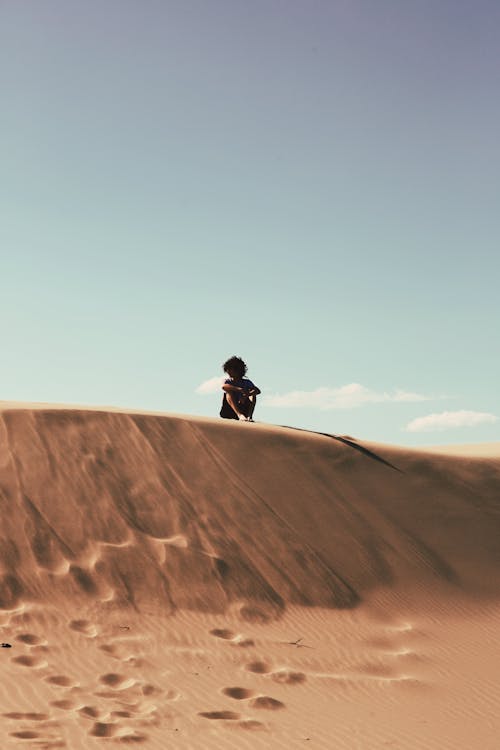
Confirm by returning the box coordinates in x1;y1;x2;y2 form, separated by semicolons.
0;404;499;749
3;1;499;747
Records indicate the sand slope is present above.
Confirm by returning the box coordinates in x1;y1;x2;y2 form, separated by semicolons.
0;407;499;749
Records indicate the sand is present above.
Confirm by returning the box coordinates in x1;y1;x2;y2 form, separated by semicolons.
0;404;499;749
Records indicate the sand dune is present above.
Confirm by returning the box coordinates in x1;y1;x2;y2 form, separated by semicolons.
424;441;500;457
0;406;499;749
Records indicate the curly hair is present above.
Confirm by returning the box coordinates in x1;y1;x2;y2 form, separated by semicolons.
222;356;248;379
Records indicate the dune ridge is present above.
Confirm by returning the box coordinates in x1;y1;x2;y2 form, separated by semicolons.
1;407;499;617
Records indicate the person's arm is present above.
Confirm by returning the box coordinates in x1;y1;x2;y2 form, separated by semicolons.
244;381;261;397
222;383;246;394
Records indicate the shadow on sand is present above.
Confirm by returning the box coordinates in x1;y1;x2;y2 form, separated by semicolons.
279;425;403;473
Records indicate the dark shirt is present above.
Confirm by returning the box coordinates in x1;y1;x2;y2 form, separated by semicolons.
223;377;256;407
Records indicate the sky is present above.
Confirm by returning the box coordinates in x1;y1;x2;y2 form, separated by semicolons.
1;0;499;446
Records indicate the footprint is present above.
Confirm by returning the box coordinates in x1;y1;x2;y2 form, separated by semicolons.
99;638;144;664
239;719;266;730
163;689;179;701
210;627;255;647
33;645;50;654
12;654;48;668
210;628;235;640
3;712;50;721
99;673;136;689
69;619;98;637
79;706;101;719
271;669;306;685
16;633;45;646
246;660;272;674
9;728;65;746
99;643;117;656
199;710;241;720
115;733;148;743
125;656;145;668
222;687;255;700
51;700;78;711
141;684;162;697
90;722;118;737
45;675;75;687
129;703;158;717
249;696;285;710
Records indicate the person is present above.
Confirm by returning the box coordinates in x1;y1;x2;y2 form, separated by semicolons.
220;356;261;421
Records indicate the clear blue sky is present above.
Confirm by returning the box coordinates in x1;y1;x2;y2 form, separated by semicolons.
1;0;499;446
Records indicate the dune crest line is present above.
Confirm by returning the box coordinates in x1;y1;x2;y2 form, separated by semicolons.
0;407;499;616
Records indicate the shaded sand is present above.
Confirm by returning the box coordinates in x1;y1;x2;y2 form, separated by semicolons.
0;406;499;749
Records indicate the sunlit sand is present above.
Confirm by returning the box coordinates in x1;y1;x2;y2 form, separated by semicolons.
0;404;499;749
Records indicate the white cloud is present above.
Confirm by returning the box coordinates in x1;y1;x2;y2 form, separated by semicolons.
195;376;224;394
263;383;431;410
406;410;498;433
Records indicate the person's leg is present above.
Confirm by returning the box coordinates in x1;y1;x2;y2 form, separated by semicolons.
220;394;239;419
225;391;243;418
247;395;257;420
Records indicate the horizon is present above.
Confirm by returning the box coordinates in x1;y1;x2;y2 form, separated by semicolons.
1;1;498;447
1;399;499;453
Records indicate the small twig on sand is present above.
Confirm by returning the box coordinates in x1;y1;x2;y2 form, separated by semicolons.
282;637;314;649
